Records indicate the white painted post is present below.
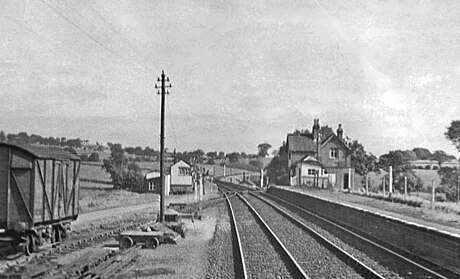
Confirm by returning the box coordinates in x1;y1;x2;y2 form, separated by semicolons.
223;164;226;177
194;177;198;202
165;174;170;196
260;169;264;188
199;175;203;202
389;166;393;194
431;180;435;209
404;176;407;200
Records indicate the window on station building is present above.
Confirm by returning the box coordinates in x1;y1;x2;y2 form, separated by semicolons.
308;169;316;175
330;148;338;159
148;181;155;191
178;167;190;176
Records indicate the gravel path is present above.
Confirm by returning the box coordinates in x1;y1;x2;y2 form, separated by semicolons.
205;203;235;279
245;194;364;279
230;195;295;279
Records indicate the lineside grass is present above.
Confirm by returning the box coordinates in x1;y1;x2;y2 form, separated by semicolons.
295;186;460;229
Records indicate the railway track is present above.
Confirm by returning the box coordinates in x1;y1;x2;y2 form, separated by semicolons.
259;192;458;279
244;192;383;278
68;244;141;279
1;218;153;278
227;192;308;279
217;181;457;278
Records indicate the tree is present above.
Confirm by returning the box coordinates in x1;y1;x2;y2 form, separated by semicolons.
206;151;217;159
257;143;272;157
124;147;136;154
438;167;459;201
0;131;5;143
249;159;263;169
412;147;432;160
89;152;100;162
445;120;460;153
378;150;408;171
432;150;455;167
134;146;143;155
80;154;89;161
226;152;240;164
266;141;289;185
348;140;377;176
102;144;144;190
378;150;422;192
400;150;417;161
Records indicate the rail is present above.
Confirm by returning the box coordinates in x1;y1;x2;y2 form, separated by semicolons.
232;192;309;279
252;193;384;279
261;192;453;279
224;192;247;279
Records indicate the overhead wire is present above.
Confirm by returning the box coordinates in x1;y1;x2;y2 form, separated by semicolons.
79;1;147;59
4;15;84;63
38;0;153;83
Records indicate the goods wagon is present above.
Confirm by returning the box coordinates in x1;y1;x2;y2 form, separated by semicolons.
0;143;80;255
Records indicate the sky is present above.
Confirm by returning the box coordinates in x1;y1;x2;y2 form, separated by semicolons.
1;0;459;157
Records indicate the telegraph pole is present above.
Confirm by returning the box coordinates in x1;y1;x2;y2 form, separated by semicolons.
155;70;171;223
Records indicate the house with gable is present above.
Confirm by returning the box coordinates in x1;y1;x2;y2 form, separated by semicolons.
142;159;193;194
287;119;354;190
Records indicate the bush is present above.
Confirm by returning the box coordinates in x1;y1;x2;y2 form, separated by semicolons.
103;144;145;190
89;152;100;162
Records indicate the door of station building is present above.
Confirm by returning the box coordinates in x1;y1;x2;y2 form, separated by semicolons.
343;173;349;190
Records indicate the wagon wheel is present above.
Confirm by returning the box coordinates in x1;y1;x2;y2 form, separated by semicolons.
23;235;36;256
119;237;134;249
145;237;159;249
53;227;62;243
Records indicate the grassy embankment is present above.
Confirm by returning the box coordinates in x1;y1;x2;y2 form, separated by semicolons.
78;162;222;213
355;169;460;214
78;162;158;213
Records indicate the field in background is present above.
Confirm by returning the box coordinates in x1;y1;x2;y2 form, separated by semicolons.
80;162;112;186
79;188;158;213
413;169;442;188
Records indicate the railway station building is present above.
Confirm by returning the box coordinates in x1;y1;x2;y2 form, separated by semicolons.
287;119;354;190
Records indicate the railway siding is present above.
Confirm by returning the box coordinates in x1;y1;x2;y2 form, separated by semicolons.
268;186;460;275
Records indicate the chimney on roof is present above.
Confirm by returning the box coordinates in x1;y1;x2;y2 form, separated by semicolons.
312;118;320;140
337;124;343;140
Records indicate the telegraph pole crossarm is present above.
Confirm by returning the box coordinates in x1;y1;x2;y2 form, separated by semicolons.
155;70;172;223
